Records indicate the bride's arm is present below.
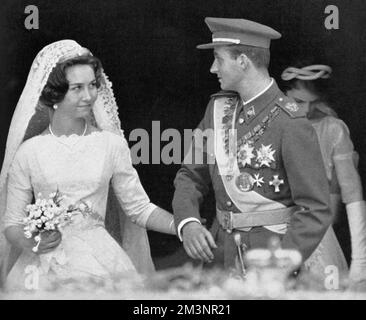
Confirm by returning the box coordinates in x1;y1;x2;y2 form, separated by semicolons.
4;226;35;252
3;146;62;254
111;135;176;235
145;207;175;235
5;226;62;254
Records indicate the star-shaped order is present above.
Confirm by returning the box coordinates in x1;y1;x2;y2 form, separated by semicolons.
256;144;276;167
253;173;264;187
237;143;255;167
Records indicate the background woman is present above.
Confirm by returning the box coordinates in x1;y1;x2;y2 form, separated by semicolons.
281;62;366;283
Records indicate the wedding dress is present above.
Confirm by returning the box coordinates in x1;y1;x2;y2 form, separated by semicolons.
0;40;157;290
4;129;157;290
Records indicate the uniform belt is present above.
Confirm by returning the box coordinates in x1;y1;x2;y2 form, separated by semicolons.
216;206;301;233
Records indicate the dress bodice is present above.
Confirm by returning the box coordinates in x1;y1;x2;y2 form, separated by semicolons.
4;130;156;228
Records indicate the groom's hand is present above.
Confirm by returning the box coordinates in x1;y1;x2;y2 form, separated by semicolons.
182;222;217;263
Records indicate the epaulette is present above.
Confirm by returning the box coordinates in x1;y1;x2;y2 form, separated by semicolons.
275;94;307;118
210;90;238;99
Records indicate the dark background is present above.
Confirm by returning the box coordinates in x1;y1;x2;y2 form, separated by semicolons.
1;0;365;268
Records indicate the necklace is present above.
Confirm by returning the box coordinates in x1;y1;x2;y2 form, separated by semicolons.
49;121;88;138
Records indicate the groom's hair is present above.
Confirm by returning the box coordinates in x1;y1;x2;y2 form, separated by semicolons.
225;44;270;69
40;54;103;108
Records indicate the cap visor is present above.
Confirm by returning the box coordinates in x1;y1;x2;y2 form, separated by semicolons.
196;41;235;49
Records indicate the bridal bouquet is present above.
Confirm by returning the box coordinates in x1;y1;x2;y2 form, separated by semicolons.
23;191;95;252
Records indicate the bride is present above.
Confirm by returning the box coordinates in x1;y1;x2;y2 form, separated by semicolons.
0;40;175;291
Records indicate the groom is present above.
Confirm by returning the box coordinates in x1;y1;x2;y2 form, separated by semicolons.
172;17;333;270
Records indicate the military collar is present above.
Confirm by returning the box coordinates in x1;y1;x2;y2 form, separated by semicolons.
240;79;280;124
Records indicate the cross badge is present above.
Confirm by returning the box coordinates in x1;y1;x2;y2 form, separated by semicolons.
269;175;284;192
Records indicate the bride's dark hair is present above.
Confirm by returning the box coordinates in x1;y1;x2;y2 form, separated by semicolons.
39;54;103;108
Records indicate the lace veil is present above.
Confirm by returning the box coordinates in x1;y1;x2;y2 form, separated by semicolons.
0;40;155;280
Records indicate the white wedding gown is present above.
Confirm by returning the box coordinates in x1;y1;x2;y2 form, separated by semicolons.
3;130;157;290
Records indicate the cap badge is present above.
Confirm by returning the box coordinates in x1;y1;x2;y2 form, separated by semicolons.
246;106;256;120
285;102;299;112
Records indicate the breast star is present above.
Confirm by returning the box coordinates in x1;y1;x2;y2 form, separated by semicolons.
256;144;276;167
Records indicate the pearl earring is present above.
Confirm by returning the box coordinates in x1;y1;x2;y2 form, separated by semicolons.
53;104;58;110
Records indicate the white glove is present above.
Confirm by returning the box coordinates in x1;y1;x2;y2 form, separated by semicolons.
346;201;366;282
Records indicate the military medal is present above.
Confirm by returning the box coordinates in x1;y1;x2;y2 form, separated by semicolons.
253;173;264;187
237;143;255;167
269;175;284;192
236;172;254;192
256;144;276;167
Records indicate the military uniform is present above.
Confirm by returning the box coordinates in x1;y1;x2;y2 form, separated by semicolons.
173;80;333;269
172;17;333;270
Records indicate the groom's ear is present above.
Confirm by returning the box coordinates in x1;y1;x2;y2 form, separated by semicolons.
237;53;250;70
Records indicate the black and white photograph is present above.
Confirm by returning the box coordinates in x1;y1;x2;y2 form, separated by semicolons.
1;0;366;303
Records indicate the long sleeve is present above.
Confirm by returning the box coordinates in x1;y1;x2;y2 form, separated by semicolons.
172;101;213;228
111;135;157;227
280;119;333;261
3;147;33;229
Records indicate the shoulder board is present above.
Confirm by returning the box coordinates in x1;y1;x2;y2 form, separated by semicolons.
210;90;239;99
275;94;307;118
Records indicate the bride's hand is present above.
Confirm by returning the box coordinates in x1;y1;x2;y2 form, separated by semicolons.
33;230;62;254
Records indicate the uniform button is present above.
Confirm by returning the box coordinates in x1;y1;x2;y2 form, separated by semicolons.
238;118;245;124
226;200;232;207
279;97;283;102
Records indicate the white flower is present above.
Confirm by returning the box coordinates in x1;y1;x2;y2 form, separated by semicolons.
45;221;55;230
23;217;30;224
34;209;43;218
24;231;32;239
49;192;57;198
44;210;54;219
29;221;38;231
78;203;87;211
